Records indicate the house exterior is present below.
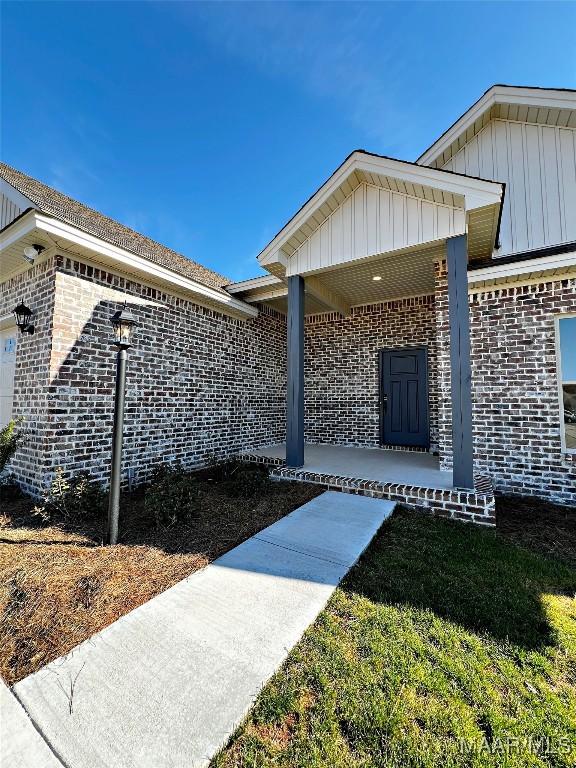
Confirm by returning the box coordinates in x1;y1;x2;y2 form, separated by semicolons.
1;84;575;523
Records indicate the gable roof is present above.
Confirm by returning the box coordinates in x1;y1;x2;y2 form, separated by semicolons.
417;84;576;169
0;162;230;292
257;149;504;273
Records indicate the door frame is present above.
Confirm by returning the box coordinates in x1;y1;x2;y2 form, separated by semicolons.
0;321;18;428
378;345;430;449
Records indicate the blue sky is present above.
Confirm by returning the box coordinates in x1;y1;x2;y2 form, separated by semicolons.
2;2;575;282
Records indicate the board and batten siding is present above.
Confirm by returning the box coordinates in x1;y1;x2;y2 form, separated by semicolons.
0;192;22;230
442;119;576;256
287;182;465;276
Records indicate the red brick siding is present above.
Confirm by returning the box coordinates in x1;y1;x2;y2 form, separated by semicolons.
0;258;58;493
436;261;576;505
304;296;439;451
30;257;287;489
4;252;574;513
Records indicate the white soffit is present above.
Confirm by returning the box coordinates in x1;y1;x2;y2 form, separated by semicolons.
468;249;576;290
235;241;444;315
0;211;257;320
417;85;576;169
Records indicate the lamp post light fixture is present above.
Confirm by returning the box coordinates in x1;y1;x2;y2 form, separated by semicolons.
13;301;35;335
107;302;136;545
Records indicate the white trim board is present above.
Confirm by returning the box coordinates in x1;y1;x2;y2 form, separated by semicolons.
0;210;258;320
417;85;576;167
226;274;283;293
468;251;576;284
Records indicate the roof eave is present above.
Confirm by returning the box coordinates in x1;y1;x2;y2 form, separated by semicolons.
257;152;503;270
0;211;258;320
417;84;576;168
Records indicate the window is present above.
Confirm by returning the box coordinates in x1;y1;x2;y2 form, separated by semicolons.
558;316;576;452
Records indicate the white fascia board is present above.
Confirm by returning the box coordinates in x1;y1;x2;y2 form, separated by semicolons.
418;86;576;166
0;178;36;213
468;250;576;283
225;274;283;293
257;152;502;268
241;287;288;303
4;212;257;319
354;156;502;201
0;208;37;249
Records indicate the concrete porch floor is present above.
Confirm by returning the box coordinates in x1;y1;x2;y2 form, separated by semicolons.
250;443;454;491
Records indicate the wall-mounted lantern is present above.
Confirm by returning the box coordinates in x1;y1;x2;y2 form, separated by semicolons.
13;301;35;335
107;302;137;545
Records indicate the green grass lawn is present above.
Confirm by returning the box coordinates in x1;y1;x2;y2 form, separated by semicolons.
213;503;576;768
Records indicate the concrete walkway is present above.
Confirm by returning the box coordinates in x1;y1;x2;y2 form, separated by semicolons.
9;491;394;768
1;680;63;768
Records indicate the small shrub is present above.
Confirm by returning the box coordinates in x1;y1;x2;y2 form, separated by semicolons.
33;468;107;523
0;418;25;474
144;463;200;528
220;459;270;499
4;571;28;618
75;576;101;609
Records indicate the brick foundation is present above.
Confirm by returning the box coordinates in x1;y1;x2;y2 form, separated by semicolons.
239;452;496;525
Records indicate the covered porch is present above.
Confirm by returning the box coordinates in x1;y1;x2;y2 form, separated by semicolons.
231;151;504;523
248;442;453;490
240;441;495;524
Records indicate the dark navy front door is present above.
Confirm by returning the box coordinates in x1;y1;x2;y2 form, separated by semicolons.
380;347;430;448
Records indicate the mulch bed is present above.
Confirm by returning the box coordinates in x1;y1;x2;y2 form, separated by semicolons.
2;479;573;688
0;475;323;685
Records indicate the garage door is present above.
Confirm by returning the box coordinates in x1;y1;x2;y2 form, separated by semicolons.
0;327;17;427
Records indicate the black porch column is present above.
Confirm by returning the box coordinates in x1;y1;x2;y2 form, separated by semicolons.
446;234;475;490
286;274;305;467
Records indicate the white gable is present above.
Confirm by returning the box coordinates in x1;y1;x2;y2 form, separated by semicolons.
441;119;576;256
286;181;465;276
0;180;35;230
258;152;503;278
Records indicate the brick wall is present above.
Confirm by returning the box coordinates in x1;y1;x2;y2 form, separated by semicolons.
436;261;576;505
304;296;439;451
0;258;58;493
4;252;574;508
13;256;287;491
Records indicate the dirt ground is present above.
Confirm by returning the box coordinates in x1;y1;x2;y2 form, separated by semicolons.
0;475;322;685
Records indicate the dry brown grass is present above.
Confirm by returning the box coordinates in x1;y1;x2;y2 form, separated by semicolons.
0;479;322;685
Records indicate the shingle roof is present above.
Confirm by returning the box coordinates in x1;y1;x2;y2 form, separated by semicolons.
0;162;230;291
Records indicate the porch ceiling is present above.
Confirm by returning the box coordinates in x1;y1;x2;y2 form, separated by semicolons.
311;241;442;306
230;240;444;315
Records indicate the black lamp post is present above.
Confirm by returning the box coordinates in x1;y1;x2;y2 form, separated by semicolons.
107;302;136;545
13;301;35;334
